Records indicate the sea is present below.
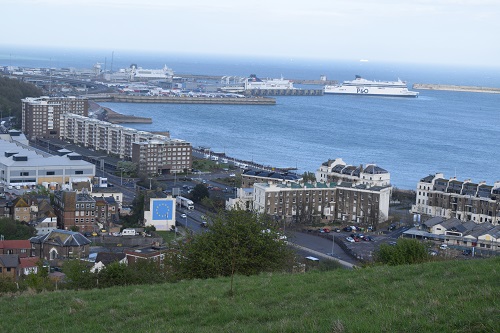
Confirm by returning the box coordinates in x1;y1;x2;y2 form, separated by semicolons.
2;46;500;190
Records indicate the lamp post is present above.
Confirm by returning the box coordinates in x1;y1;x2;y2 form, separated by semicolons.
148;177;152;190
120;168;123;186
184;215;188;229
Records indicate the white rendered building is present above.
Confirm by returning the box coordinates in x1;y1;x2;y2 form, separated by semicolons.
411;173;500;225
315;158;391;188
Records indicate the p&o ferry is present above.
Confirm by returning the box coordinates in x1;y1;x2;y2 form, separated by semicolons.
324;75;419;97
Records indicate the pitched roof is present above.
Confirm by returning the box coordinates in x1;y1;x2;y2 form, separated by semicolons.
30;229;91;247
0;240;31;250
20;257;40;268
0;254;20;268
422;216;445;228
95;252;126;266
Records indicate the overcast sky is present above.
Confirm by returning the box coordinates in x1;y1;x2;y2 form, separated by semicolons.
2;0;499;67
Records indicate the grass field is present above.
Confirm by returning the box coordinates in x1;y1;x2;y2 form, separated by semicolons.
1;257;498;333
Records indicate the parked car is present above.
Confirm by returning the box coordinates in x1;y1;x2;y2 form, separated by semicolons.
364;236;373;241
388;241;397;246
346;237;355;243
334;228;341;233
462;249;472;256
439;244;448;250
83;232;92;237
429;250;438;256
343;227;352;232
229;173;236;177
91;231;98;237
181;213;187;218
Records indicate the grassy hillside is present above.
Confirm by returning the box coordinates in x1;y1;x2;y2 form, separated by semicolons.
1;258;498;333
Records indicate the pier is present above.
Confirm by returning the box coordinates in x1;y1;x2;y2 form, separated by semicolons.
245;89;324;96
86;94;276;105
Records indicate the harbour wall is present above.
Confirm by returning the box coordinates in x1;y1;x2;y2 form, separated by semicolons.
88;94;276;105
413;84;500;94
245;89;324;96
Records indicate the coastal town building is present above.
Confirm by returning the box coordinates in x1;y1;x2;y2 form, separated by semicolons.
0;137;95;189
252;181;391;225
59;113;192;175
30;229;91;261
241;170;301;189
315;158;391;188
52;190;97;233
21;96;88;140
0;240;33;258
411;173;500;226
403;216;500;252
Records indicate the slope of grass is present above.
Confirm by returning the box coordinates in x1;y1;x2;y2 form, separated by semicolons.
1;258;498;333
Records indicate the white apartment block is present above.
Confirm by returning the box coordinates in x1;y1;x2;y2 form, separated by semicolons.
253;181;391;225
316;158;391;188
411;173;500;225
59;113;192;175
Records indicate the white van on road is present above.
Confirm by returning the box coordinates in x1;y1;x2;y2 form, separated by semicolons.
121;228;137;236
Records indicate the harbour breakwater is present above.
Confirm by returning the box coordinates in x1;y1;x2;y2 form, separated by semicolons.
413;84;500;94
87;94;276;105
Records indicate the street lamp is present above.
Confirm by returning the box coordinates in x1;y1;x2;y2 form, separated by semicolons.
148;177;152;190
184;215;188;229
120;168;123;186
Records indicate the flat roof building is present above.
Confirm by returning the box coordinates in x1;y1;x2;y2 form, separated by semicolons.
0;138;95;188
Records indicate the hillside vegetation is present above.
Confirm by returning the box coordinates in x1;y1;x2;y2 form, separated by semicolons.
0;76;42;125
1;257;498;333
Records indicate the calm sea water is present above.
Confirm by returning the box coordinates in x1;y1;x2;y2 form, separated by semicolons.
2;46;500;189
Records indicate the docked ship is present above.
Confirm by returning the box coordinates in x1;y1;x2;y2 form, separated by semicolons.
324;75;419;97
220;74;295;93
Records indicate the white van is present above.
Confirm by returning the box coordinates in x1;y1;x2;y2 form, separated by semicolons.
121;228;136;236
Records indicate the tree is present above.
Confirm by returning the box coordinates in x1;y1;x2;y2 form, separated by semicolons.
302;171;316;183
0;217;36;239
116;161;138;177
374;239;430;266
172;209;294;293
191;184;209;203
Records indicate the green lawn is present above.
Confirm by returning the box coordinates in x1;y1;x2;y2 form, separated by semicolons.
1;257;498;333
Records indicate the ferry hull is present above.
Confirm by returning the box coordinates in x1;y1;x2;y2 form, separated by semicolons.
324;76;419;97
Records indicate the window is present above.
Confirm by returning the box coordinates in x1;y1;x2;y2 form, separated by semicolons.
75;171;83;175
46;171;55;175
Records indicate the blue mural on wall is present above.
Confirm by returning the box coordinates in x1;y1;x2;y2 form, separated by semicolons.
152;199;173;220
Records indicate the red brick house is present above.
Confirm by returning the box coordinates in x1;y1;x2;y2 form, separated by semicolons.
0;240;33;258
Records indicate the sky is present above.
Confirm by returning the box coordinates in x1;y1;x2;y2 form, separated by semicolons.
2;0;500;67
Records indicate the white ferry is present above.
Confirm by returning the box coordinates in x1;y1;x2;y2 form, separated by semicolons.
324;75;419;97
220;74;295;93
